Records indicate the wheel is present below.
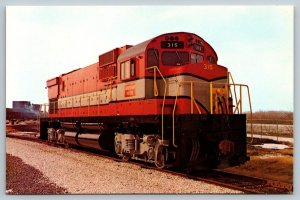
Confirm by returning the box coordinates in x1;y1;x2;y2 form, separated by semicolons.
122;153;131;161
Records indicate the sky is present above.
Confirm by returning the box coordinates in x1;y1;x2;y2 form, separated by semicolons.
6;6;293;112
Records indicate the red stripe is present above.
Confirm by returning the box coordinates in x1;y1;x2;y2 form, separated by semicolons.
49;98;208;118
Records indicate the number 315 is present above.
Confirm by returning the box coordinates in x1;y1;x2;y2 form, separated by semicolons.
204;64;213;70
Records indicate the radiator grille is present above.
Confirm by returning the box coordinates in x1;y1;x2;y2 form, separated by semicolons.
99;49;117;66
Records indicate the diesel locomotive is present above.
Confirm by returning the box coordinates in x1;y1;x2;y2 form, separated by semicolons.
40;32;252;170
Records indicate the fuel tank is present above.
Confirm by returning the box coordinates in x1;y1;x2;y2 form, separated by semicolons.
64;131;109;151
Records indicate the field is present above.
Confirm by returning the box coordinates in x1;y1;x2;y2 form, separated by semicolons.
247;123;293;138
247;111;293;137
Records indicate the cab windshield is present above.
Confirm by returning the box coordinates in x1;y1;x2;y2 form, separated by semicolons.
162;51;189;66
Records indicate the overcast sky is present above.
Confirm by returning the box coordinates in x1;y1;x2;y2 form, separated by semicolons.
6;6;293;112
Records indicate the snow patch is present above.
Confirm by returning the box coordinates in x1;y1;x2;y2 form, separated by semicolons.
253;143;291;150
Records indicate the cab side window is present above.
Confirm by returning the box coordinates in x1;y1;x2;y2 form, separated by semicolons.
191;53;203;64
147;48;159;67
207;56;216;64
121;59;135;80
130;59;135;77
121;60;130;80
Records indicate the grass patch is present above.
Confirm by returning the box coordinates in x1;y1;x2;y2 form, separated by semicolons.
224;155;293;184
247;146;293;156
224;141;293;184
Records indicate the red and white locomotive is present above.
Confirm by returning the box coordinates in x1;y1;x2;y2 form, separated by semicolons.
40;32;251;170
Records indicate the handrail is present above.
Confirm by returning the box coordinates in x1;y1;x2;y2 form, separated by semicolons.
240;86;243;113
245;85;253;143
210;82;213;113
172;80;204;148
234;99;241;114
193;98;202;114
146;66;167;141
190;82;194;114
172;80;205;147
153;68;159;97
228;83;253;143
228;72;253;143
171;80;253;147
172;81;181;148
228;72;239;114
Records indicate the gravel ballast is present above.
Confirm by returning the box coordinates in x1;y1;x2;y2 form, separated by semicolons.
6;154;68;194
6;137;242;194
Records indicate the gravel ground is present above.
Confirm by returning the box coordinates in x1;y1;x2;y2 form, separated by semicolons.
6;154;68;194
6;137;242;194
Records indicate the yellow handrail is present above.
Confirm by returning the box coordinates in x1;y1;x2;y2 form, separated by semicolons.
172;81;203;147
225;82;229;113
146;66;167;141
172;81;181;147
245;85;253;143
210;82;213;114
171;80;253;146
228;72;239;114
153;68;159;97
193;98;202;114
240;86;243;113
234;99;241;114
191;82;194;114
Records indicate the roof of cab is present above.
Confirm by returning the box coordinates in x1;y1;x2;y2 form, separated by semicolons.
117;32;218;62
117;39;152;62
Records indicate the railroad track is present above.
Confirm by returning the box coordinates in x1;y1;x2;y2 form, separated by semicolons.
190;170;292;194
138;164;292;194
6;131;293;194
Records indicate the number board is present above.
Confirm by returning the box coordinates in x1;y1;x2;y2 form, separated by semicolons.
160;41;184;49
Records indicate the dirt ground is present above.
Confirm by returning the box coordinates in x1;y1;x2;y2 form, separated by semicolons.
6;120;38;133
224;137;293;184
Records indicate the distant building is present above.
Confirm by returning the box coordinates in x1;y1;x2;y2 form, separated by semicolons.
32;104;41;113
7;101;41;120
13;101;31;112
